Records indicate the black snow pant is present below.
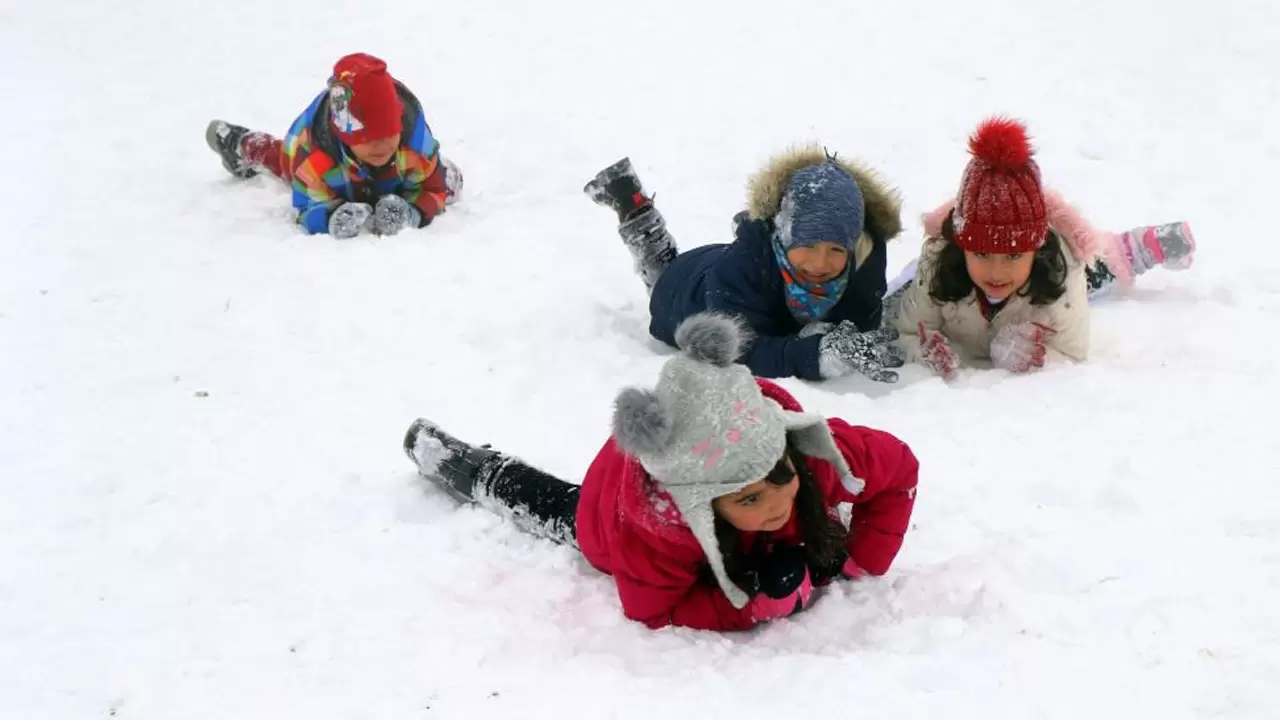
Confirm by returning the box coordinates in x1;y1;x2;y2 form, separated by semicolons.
477;454;582;548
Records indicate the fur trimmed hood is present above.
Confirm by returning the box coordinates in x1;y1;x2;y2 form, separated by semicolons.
746;144;904;243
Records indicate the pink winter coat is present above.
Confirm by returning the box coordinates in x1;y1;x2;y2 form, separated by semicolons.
574;379;920;631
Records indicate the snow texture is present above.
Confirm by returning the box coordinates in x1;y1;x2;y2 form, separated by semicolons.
2;0;1279;718
411;431;451;480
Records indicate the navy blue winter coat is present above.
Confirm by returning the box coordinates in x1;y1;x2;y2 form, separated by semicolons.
647;149;903;380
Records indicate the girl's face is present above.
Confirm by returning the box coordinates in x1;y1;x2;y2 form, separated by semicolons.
350;134;399;167
712;460;800;533
963;250;1036;301
786;242;849;284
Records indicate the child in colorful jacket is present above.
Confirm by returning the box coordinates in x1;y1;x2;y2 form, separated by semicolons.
582;148;906;383
206;52;461;238
403;313;919;631
888;117;1195;378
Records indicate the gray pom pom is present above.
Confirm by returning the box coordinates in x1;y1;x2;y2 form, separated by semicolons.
611;387;672;458
673;312;749;367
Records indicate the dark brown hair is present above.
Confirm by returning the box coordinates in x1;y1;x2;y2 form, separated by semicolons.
928;210;1068;306
713;439;848;591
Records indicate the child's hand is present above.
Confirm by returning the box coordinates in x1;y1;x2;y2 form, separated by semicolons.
990;322;1055;373
807;547;868;583
329;202;373;239
748;544;813;622
817;323;905;383
840;556;868;579
918;322;959;381
373;194;423;236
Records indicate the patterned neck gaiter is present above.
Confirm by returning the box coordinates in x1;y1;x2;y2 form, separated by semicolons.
771;240;850;323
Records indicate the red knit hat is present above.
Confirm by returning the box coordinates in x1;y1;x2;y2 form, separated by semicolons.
953;117;1049;254
327;53;404;146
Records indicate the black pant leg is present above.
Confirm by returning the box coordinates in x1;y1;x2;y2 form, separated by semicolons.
477;456;581;547
1086;258;1118;297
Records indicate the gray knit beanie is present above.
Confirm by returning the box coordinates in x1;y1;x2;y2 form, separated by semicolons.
610;312;863;609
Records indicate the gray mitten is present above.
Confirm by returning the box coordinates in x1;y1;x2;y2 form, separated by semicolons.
817;322;905;382
329;202;373;239
373;194;423;236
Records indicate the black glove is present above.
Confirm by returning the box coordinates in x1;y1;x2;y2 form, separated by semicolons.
754;543;811;600
818;323;905;382
806;546;851;585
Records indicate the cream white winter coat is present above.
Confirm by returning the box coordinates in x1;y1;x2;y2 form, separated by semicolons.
891;191;1119;366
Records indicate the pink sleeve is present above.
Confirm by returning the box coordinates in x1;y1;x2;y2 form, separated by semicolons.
826;420;920;575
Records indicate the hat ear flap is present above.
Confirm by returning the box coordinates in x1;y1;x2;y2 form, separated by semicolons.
611;387;673;458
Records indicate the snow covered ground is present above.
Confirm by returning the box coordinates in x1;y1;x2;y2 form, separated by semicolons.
3;0;1279;717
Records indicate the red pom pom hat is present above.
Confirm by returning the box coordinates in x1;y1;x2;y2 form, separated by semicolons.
952;117;1049;254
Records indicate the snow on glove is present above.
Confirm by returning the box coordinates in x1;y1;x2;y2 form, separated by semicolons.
818;323;905;382
918;322;959;381
329;202;373;239
990;322;1055;373
748;544;814;622
373;194;423;236
798;321;833;339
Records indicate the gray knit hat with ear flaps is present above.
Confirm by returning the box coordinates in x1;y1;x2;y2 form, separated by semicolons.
611;312;865;609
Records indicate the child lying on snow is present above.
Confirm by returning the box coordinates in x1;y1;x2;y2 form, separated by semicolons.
887;116;1195;378
583;147;907;385
403;313;919;632
205;52;462;238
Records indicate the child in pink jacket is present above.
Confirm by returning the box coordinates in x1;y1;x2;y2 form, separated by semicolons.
403;313;919;631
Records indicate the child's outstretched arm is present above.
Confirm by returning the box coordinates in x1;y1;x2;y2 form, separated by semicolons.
611;542;762;631
891;241;947;362
396;143;449;226
702;282;827;381
825;420;919;575
289;150;347;234
1037;262;1092;364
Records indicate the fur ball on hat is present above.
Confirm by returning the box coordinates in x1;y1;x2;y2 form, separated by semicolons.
968;117;1035;170
673;312;750;367
611;313;751;459
611;388;672;459
953;116;1049;254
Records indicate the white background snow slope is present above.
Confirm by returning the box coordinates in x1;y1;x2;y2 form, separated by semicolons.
2;0;1279;718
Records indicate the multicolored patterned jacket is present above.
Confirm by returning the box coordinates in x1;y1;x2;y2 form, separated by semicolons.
282;82;448;234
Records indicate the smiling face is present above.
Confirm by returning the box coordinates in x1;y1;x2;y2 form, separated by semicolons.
712;457;800;533
963;250;1036;301
785;241;850;284
349;134;399;167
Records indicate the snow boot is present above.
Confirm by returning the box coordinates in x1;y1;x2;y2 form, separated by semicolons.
584;157;678;292
205;120;259;179
403;418;501;504
619;207;679;292
442;157;464;206
1115;221;1197;275
584;156;653;222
